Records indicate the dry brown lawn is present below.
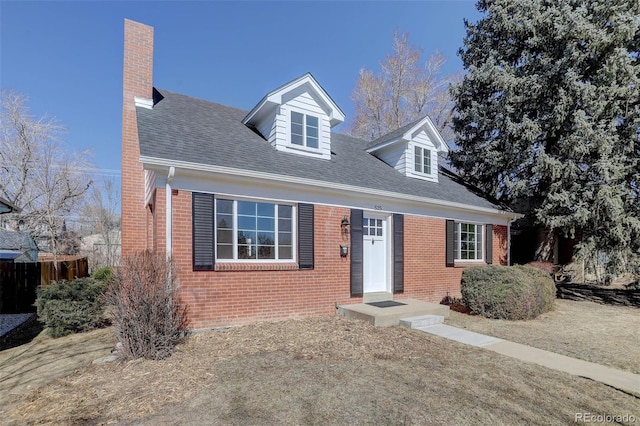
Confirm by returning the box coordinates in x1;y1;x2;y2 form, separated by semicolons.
0;327;113;408
446;299;640;374
1;300;639;425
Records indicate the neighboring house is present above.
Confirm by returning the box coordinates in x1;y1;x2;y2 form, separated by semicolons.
80;231;121;270
122;20;521;330
0;197;20;215
0;230;38;263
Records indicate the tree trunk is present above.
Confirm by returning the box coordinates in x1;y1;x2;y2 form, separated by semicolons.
534;226;556;262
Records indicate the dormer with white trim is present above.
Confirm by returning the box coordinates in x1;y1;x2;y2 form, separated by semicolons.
366;116;449;183
242;73;345;160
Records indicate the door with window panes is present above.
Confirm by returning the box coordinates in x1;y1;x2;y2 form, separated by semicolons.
362;214;388;293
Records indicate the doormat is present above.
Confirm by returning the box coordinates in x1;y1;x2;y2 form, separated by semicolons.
366;300;407;308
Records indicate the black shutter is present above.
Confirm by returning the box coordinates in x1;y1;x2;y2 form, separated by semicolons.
485;224;493;264
192;192;215;271
393;214;404;294
350;209;364;297
298;203;314;269
446;219;455;267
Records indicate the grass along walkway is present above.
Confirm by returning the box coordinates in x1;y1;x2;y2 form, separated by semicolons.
445;299;639;374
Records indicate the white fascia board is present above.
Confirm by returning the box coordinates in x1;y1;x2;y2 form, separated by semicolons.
242;95;271;125
423;116;449;153
366;116;450;154
366;137;404;154
140;156;523;221
242;73;345;127
283;74;345;123
405;116;449;153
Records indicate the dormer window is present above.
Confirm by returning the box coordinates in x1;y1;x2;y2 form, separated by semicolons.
414;146;432;175
291;112;319;149
242;73;345;160
365;115;449;184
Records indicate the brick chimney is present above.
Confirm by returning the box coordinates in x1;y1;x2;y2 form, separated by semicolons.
121;19;154;256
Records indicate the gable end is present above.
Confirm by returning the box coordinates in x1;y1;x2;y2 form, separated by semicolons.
242;74;344;160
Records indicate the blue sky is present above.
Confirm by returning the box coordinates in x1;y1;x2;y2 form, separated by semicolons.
1;1;482;185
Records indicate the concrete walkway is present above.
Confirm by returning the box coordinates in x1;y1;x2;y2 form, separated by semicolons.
414;323;640;396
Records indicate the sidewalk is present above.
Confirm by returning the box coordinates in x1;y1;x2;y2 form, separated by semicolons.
414;323;640;396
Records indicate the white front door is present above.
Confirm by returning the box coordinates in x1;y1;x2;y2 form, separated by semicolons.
363;214;389;293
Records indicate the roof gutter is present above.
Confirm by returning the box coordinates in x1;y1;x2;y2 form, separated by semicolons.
140;156;524;220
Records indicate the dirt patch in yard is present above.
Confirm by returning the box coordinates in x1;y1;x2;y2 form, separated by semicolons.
446;299;640;374
2;315;639;425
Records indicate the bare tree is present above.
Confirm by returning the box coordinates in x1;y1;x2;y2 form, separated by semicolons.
348;31;459;142
81;178;121;269
0;90;92;261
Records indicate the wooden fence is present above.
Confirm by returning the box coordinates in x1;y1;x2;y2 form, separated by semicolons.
0;256;89;314
0;262;40;313
38;255;89;286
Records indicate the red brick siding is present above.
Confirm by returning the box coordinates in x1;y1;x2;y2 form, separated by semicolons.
166;191;355;330
493;224;509;265
403;219;508;303
402;216;463;301
121;19;154;257
150;192;509;329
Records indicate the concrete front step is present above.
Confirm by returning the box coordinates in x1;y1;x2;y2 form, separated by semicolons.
399;314;444;329
338;299;449;327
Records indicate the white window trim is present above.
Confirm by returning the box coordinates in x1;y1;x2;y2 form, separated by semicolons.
408;142;437;182
454;222;484;262
288;110;321;151
413;145;432;175
214;196;297;263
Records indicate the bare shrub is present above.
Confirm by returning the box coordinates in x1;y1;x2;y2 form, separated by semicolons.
105;251;187;360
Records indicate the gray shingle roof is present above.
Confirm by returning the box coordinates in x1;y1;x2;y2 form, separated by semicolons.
136;89;505;211
0;230;32;250
365;118;423;150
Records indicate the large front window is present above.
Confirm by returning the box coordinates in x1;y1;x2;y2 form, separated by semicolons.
216;198;294;260
291;111;319;149
454;222;483;260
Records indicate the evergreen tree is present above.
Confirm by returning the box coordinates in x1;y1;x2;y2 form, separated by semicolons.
451;0;640;282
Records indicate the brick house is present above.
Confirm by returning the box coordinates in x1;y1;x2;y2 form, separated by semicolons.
122;19;519;330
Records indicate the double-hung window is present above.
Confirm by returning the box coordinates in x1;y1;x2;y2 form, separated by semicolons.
414;145;432;175
454;222;483;261
291;111;319;149
216;198;294;260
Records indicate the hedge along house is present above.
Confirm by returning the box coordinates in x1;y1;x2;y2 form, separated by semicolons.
122;19;520;330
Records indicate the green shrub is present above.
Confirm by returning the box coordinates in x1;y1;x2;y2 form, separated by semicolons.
92;266;113;282
35;277;108;338
461;265;556;320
